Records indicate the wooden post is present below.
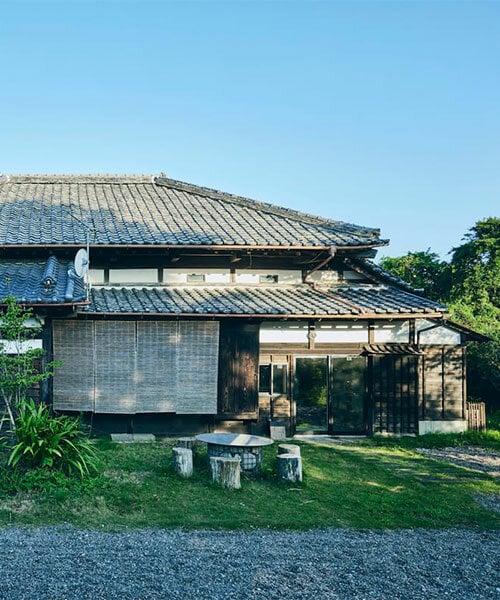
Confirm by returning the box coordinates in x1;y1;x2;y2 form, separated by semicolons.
277;453;302;483
277;443;301;456
172;447;193;478
210;456;241;490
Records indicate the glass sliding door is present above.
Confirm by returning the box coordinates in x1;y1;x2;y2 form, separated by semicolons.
294;357;328;433
293;355;366;435
330;356;366;434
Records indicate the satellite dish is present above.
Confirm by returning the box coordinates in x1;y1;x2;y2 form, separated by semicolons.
74;248;89;278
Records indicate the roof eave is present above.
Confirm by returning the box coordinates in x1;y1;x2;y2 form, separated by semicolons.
77;310;447;319
0;242;390;252
0;301;90;308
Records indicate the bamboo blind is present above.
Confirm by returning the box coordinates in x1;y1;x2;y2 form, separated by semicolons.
95;321;136;413
136;321;178;412
176;321;219;414
52;320;220;414
53;321;95;411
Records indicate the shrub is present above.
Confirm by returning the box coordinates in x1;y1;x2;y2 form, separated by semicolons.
6;399;98;477
0;296;60;432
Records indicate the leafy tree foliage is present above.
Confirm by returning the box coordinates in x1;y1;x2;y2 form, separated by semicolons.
381;218;499;409
449;217;499;335
448;218;500;409
0;296;59;433
380;250;450;302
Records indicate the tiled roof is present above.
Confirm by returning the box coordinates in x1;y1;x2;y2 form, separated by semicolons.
84;284;446;316
344;257;423;294
0;258;86;304
0;174;387;248
332;285;445;314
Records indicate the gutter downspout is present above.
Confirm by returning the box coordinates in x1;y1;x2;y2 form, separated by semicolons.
303;245;367;314
303;246;337;282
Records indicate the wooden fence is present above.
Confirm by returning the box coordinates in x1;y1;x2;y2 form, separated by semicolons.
467;402;486;431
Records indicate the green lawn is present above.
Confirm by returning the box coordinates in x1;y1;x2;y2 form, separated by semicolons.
0;438;498;530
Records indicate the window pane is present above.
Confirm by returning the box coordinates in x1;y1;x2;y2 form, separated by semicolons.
187;273;205;282
272;363;287;395
259;365;271;393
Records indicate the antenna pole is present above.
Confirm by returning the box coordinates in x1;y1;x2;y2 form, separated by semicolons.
67;209;94;303
86;228;91;301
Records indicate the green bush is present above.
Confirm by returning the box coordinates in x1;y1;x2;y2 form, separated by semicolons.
6;399;99;477
487;410;500;431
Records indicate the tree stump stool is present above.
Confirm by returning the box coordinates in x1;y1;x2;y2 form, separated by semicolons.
172;447;193;478
277;443;301;456
176;437;198;452
277;453;302;483
210;456;241;490
269;422;287;440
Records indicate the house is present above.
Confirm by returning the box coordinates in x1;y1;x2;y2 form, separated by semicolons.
0;173;478;436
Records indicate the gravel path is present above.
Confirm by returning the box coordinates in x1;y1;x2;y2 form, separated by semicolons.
415;447;500;478
0;527;498;599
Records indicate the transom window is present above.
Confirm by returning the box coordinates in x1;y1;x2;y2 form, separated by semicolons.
187;273;206;283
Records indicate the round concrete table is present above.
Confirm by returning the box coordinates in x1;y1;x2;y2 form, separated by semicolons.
196;433;273;472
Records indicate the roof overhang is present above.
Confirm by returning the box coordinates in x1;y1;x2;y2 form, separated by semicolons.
76;311;447;320
0;243;389;252
363;344;425;355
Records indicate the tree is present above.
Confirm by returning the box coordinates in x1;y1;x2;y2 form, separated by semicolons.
379;250;450;302
380;218;500;410
449;218;500;410
0;296;59;433
449;217;499;336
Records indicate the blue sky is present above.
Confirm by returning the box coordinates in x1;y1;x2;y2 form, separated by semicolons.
0;1;498;260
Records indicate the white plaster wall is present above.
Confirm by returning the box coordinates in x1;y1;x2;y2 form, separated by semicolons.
416;319;461;345
0;339;42;354
0;317;43;329
162;269;231;284
307;270;340;284
418;420;467;434
109;269;158;284
260;322;309;343
373;321;410;343
235;270;302;284
315;322;369;343
89;269;105;285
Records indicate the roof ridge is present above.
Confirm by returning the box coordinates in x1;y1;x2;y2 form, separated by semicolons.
155;177;385;242
4;174;154;184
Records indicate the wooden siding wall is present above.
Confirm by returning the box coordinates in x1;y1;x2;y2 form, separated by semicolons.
53;320;219;414
371;355;419;434
258;394;291;424
218;322;259;417
422;346;466;420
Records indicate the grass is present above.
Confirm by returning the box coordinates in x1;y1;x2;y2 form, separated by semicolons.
0;436;498;531
363;411;500;451
365;429;500;451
